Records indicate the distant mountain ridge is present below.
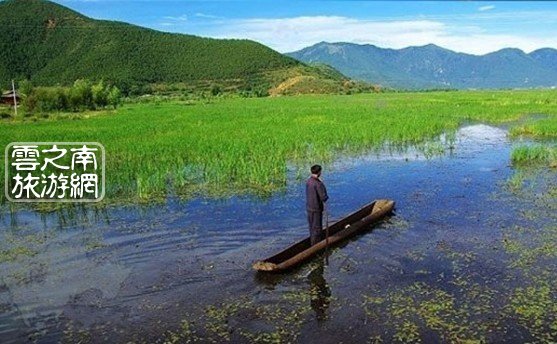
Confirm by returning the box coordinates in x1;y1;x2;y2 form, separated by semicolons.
287;42;557;89
0;0;345;94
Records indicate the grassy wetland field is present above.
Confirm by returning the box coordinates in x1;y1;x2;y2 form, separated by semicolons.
1;89;556;204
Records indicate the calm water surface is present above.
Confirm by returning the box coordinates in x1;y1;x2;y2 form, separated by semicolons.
1;124;555;343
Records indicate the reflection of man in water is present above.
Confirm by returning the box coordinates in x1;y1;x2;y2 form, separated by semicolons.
306;165;329;245
308;257;331;322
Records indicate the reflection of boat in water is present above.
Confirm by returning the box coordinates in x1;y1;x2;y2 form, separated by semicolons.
253;199;395;272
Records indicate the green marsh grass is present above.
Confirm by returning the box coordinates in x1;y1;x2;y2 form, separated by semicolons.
511;117;557;138
506;171;525;191
511;145;557;167
1;89;557;202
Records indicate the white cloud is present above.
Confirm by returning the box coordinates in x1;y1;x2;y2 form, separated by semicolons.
209;15;557;54
195;13;223;19
214;16;448;52
478;5;495;12
163;14;188;22
159;14;188;27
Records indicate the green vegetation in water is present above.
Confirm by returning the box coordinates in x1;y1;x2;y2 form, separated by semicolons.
163;319;196;344
499;172;557;343
62;321;92;344
0;232;45;263
510;281;557;343
502;225;557;269
420;141;447;159
510;117;557;138
511;145;557;167
0;245;37;263
506;171;526;191
358;171;557;344
159;292;315;344
510;112;557;168
362;281;496;343
1;89;557;204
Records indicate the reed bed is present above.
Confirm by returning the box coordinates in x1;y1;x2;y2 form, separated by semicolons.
1;89;557;202
511;117;557;138
511;145;557;167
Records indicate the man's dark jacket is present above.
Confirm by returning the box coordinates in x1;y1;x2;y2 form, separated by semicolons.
306;176;329;212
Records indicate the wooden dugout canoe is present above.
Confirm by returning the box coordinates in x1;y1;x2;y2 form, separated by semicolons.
253;199;395;272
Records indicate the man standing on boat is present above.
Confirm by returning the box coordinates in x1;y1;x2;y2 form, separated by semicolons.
306;164;329;245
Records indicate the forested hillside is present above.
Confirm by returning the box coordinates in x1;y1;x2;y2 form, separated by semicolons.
0;0;334;93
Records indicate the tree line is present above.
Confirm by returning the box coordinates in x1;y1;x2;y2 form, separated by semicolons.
19;79;122;113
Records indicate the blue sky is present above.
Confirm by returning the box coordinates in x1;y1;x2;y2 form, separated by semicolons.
54;1;557;54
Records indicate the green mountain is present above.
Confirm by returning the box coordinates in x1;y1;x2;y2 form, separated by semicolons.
0;0;345;94
287;42;557;89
